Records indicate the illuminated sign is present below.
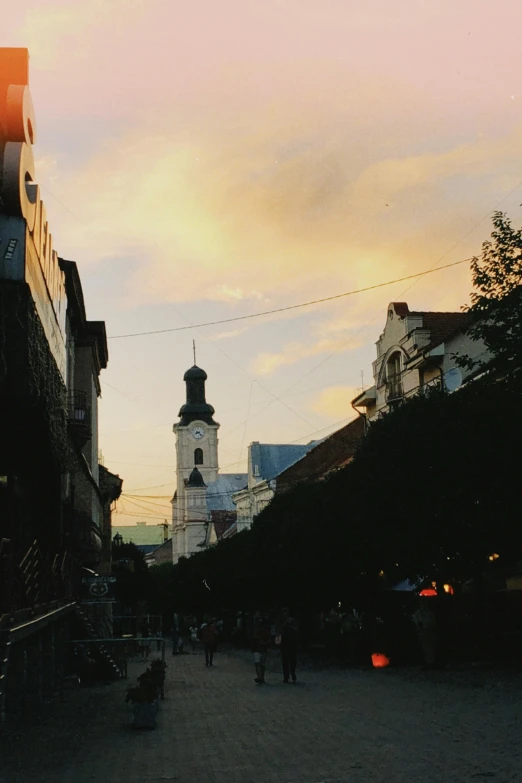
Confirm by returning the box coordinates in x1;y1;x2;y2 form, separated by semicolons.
0;48;66;380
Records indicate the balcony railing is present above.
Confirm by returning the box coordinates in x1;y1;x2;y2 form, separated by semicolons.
385;378;404;403
67;390;92;445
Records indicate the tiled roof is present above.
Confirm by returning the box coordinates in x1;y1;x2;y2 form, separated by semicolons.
206;474;247;512
276;416;365;493
145;539;172;566
250;442;318;482
209;510;237;539
113;525;165;546
135;544;163;554
414;311;469;350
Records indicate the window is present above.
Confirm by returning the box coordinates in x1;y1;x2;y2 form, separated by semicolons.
194;448;203;465
385;352;403;402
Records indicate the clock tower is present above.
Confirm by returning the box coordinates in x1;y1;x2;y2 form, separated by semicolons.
171;364;219;562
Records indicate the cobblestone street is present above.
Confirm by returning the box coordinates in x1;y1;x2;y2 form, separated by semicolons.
1;647;521;783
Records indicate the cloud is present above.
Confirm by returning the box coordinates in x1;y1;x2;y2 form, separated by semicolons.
21;0;144;69
250;337;351;376
41;103;522;321
311;386;358;419
210;328;247;341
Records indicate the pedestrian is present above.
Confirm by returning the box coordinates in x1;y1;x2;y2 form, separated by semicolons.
251;610;271;685
140;620;151;662
172;611;180;656
412;597;438;668
189;624;198;652
277;608;299;684
199;618;218;667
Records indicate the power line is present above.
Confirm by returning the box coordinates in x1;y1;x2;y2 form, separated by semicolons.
108;257;471;340
127;414;360;493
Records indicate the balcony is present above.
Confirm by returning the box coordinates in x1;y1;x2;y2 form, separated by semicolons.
67;390;92;446
385;378;404;403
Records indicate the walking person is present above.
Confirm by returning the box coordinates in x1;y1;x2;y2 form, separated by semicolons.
200;618;218;667
278;608;299;684
251;610;271;685
412;597;438;668
189;623;198;652
172;611;180;656
140;620;151;662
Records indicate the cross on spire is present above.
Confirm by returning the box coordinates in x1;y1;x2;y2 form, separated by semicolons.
193;339;196;365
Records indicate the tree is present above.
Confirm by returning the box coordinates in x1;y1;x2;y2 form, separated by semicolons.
463;211;522;383
112;542;152;610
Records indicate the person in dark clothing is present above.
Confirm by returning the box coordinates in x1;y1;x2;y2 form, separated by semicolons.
278;608;299;683
199;618;218;667
252;611;271;685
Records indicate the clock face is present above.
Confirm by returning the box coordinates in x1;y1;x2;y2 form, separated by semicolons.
191;426;205;440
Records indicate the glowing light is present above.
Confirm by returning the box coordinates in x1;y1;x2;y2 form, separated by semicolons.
488;553;500;561
371;653;390;668
419;588;437;597
443;584;454;595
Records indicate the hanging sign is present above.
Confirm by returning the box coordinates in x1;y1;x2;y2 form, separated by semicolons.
81;575;117;603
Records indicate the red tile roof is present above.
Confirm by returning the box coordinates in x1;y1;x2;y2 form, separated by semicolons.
276;416;365;493
210;510;237;540
391;303;469;350
412;311;470;351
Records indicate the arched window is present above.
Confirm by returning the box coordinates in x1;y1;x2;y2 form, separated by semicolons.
194;448;203;466
386;352;403;402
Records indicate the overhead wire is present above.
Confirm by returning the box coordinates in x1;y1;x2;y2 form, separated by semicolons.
108;257;471;340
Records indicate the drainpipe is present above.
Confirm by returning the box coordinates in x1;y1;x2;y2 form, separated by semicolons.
351;401;368;434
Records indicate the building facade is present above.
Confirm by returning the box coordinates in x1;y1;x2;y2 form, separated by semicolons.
171;364;246;563
351;301;489;421
0;48;121;723
232;441;318;532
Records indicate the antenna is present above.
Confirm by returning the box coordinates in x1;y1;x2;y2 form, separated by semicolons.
193;340;196;365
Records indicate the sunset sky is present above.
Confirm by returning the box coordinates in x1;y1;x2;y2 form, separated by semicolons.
4;0;522;525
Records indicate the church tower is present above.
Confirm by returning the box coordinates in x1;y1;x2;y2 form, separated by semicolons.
171;364;219;562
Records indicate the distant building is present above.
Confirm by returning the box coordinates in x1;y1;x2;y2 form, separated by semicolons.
144;539;173;568
232;441;318;532
171;364;246;563
351;301;489;421
113;521;167;556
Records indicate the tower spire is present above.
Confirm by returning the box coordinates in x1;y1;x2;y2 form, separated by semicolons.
193;340;196;366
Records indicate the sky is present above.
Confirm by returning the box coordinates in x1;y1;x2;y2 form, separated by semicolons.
3;0;522;526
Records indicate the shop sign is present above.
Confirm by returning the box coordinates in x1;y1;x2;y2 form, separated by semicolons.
0;48;66;380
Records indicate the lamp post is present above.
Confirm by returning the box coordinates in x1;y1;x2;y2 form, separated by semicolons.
113;532;123;548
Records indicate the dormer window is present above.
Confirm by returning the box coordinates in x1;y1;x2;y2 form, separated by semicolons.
388;309;394;320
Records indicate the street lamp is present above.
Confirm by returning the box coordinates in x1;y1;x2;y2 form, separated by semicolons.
113;532;123;548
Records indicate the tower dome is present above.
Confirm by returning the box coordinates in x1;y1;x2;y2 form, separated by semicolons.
178;364;217;426
183;365;207;382
187;467;206;488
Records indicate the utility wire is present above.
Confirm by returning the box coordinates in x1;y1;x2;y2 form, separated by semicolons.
108;257;471;339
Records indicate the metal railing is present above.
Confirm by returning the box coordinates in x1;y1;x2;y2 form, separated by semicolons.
67;390;92;443
385;378;404;402
64;637;166;682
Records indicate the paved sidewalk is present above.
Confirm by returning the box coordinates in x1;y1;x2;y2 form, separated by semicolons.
1;646;521;782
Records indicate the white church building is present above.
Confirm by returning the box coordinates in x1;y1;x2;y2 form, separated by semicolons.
171;364;246;564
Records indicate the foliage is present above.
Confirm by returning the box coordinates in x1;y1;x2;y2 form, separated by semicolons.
462;211;522;383
112;542;153;610
162;381;522;614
